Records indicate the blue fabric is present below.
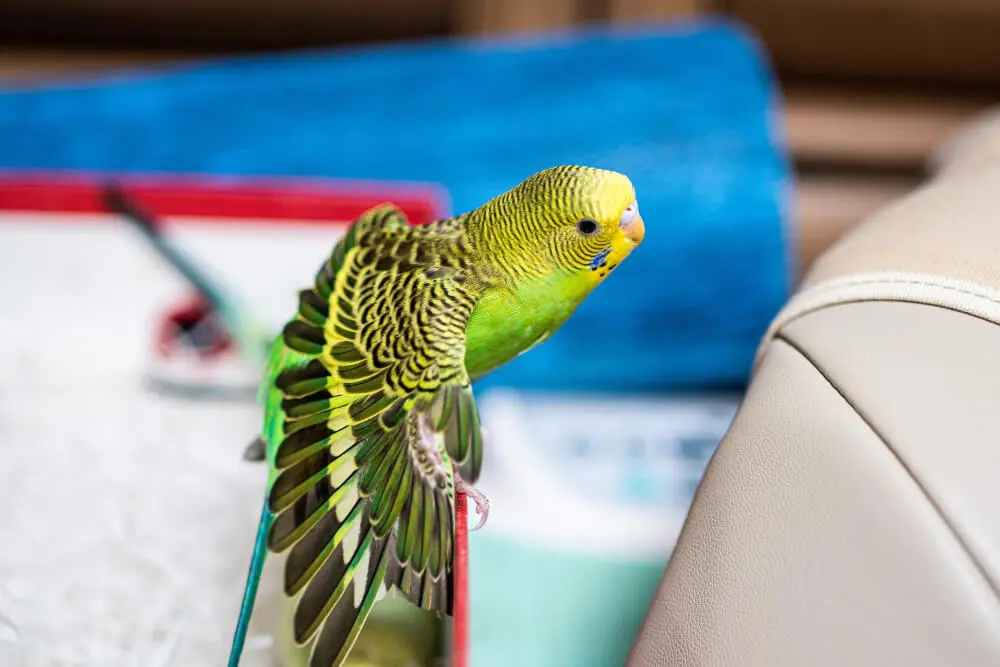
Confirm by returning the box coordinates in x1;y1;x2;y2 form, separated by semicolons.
0;18;793;391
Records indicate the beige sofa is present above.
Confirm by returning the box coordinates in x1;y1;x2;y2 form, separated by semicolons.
625;155;1000;665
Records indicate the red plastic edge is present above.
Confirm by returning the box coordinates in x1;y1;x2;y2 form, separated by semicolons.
0;169;449;225
453;492;469;667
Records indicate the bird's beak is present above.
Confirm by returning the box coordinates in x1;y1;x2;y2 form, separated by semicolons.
620;214;645;245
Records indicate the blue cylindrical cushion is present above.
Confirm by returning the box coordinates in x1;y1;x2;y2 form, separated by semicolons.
0;18;793;392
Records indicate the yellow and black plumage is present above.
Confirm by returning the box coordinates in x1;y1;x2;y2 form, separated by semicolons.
228;165;646;667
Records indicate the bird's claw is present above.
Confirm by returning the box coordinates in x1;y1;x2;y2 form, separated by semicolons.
454;473;490;531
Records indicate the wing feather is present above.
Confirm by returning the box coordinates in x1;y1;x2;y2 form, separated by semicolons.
236;205;486;667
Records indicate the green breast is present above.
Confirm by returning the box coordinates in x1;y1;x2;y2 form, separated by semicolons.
463;272;588;380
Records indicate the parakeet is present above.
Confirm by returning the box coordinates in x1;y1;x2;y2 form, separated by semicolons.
227;165;645;667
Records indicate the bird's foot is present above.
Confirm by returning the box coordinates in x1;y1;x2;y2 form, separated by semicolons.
454;470;490;531
421;414;490;529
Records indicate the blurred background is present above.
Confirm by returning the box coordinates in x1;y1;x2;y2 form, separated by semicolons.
1;2;999;667
3;0;1000;266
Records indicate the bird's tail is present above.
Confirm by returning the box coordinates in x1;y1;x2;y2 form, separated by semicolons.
227;500;274;667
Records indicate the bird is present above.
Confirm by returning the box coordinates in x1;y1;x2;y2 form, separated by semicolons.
227;164;645;667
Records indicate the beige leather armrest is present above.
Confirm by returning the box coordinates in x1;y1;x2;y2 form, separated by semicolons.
626;168;1000;666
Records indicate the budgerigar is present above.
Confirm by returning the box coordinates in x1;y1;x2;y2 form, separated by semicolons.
227;165;645;667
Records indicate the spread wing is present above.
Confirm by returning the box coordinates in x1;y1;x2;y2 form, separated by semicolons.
264;205;484;667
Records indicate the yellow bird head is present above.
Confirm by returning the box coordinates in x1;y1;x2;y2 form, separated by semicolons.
470;165;644;284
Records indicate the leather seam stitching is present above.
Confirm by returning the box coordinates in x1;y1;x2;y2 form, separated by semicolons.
794;275;1000;306
756;272;1000;371
773;333;1000;605
775;277;1000;334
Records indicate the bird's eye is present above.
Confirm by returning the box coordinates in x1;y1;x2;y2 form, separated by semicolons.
576;218;600;236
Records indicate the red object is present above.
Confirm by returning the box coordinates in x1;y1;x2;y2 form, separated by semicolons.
155;294;234;359
453;492;469;667
0;169;448;226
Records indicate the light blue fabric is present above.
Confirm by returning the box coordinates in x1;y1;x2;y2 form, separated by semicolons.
471;533;667;667
468;388;739;667
0;18;792;392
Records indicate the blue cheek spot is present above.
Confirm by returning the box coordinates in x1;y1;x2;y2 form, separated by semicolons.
589;247;611;271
